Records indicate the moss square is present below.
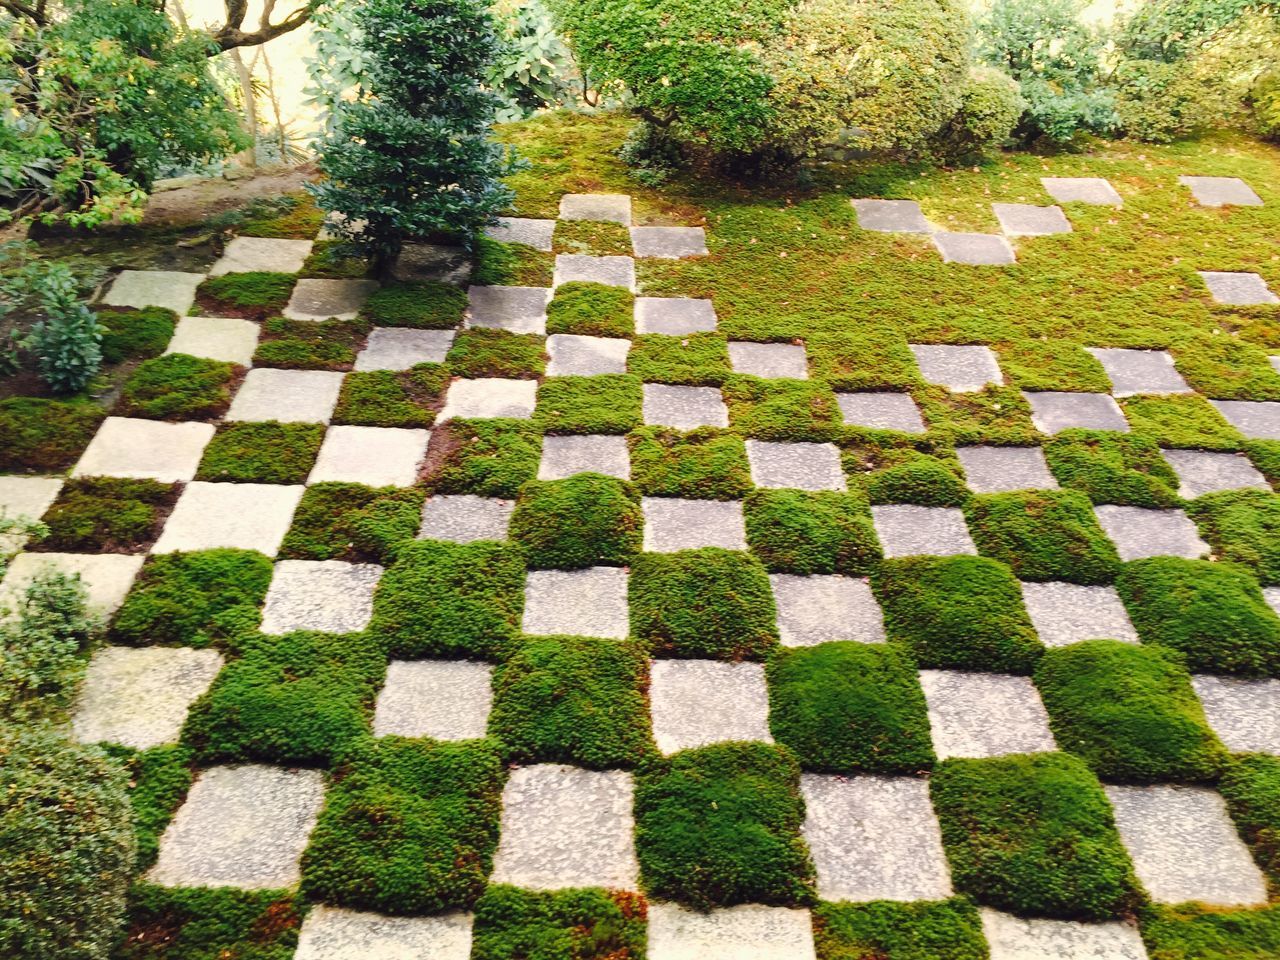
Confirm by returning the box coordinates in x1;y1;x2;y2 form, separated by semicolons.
1120;394;1244;450
628;333;730;385
97;307;178;365
360;281;466;329
1044;429;1180;507
117;887;303;960
253;317;366;371
1138;903;1280;960
1173;335;1280;402
807;332;922;391
535;374;642;434
332;364;449;428
236;192;325;238
110;743;194;872
723;376;841;442
196;422;325;484
996;339;1111;393
628;426;751;500
38;476;177;553
554;220;633;256
281;482;424;563
446;328;547;379
509;474;641;569
546;281;634;338
1187;490;1280;586
301;239;372;279
966;489;1121;585
1246;440;1280;487
812;899;988;960
473;235;555;287
0;398;104;473
743;489;882;575
423;419;541;498
855;450;970;507
114;354;238;421
1220;754;1280;889
471;886;647;960
914;385;1038;445
195;272;295;320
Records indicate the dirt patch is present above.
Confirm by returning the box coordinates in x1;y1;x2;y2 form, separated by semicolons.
143;164;318;229
418;419;466;486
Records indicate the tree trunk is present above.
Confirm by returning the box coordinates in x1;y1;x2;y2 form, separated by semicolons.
229;48;259;169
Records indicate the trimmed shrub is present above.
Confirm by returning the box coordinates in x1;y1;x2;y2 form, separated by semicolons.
116;886;303;960
930;66;1024;161
253;317;366;370
195;271;295;320
196;421;326;484
280;483;424;563
0;572;93;723
1139;903;1280;960
535;374;642;434
114;353;238;421
0;398;104;472
332;364;449;427
37;476;176;553
744;489;882;575
628;427;752;500
424;419;541;498
446;328;546;379
509;474;641;569
813;898;988;960
1187;490;1280;586
1220;754;1280;887
471;886;648;960
965;489;1121;585
628;333;730;385
546;281;633;338
723;376;840;442
361;282;467;328
1112;58;1222;144
97;306;177;364
1044;429;1180;507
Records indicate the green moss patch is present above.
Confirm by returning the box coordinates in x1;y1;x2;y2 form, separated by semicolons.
116;886;303;960
114;353;238;421
37;476;176;553
1120;394;1244;450
301;239;373;279
332;364;449;428
744;489;882;575
1187;490;1280;585
106;742;194;872
628;332;730;385
0;398;104;473
196;421;325;484
628;427;751;499
965;489;1121;584
446;329;546;379
914;385;1037;445
813;899;988;960
1246;440;1280;487
423;419;541;498
723;376;841;442
195;271;295;320
535;374;642;434
996;339;1111;393
1220;754;1280;888
546;281;634;338
471;886;647;960
360;282;466;328
1173;335;1280;402
97;307;177;364
472;235;554;288
807;332;921;391
859;452;969;507
509;474;641;569
1044;429;1180;507
253;317;366;371
1139;903;1280;960
237;193;326;238
280;482;424;563
553;220;633;256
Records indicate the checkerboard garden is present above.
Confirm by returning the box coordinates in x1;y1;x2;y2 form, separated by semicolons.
5;114;1280;958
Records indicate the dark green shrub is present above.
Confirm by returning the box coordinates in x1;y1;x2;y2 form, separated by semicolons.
446;328;546;378
280;483;424;562
744;489;882;575
930;66;1024;161
862;454;969;507
966;489;1121;585
252;317;366;370
37;476;176;553
0;572;93;724
1044;429;1180;507
196;421;326;484
1220;754;1280;888
195;271;295;320
545;281;633;338
0;398;104;472
361;282;467;328
723;376;840;442
116;886;303;960
332;364;449;427
106;742;194;872
97;306;176;364
1139;903;1280;960
813;898;988;960
509;474;641;569
535;374;642;434
628;427;751;499
424;419;541;497
471;886;648;960
628;332;730;385
1188;490;1280;586
114;353;238;421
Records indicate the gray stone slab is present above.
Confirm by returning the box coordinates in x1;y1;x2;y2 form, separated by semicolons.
553;254;635;291
152;481;303;555
979;909;1148;960
1267;586;1280;617
910;344;1003;392
643;497;746;552
490;764;638;890
728;342;808;379
836;392;927;433
643;384;729;429
0;475;62;553
649;659;772;754
283;278;377;322
801;774;951;902
870;505;976;558
851;198;932;234
1198;271;1279;305
0;552;143;619
296;907;473;960
558;193;632;224
1025;391;1130;434
1087;348;1191;397
634;297;717;335
209;236;313;276
647;903;817;960
1105;784;1267;906
226;368;344;423
522;567;629;639
260;559;381;635
1191;675;1280;754
770;574;885;646
166;316;259;366
1040;177;1123;207
73;417;215;483
392;243;472;285
148;765;324;890
932;232;1016;266
1093;505;1210;561
72;646;223;750
957;445;1058;493
546;333;630;376
538;434;630;481
745;440;846;491
102;270;205;315
630;226;708;258
466;285;550;334
355;328;455;371
1161;448;1269;499
1179;176;1263;208
919;670;1056;759
308;425;429;487
438;378;537;421
1210;399;1280;440
993;203;1072;237
373;660;493;740
1271;356;1280;376
485;216;556;251
1021;582;1138;647
418;495;514;543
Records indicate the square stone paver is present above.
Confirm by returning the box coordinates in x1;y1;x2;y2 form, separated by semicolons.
490;764;638;890
226;368;344;423
728;342;808;379
993;203;1072;236
466;285;550;334
1041;177;1123;207
957;446;1058;493
152;482;303;555
72;646;223;749
0;552;144;618
209;236;313;276
1266;586;1280;617
870;505;976;558
643;384;729;429
745;440;846;491
260;560;382;635
643;497;746;552
801;774;951;902
102;270;205;315
649;659;772;753
438;378;537;421
419;495;514;543
486;216;556;251
1161;449;1269;499
538;434;630;481
1105;784;1267;906
558;193;632;224
546;333;630;376
1210;399;1280;440
851;199;932;234
522;567;628;639
1198;271;1279;305
918;670;1057;759
355;328;455;371
0;475;62;551
932;232;1017;265
296;907;473;960
148;765;324;889
1179;176;1264;208
1087;348;1191;397
1093;505;1209;561
1021;582;1139;647
647;904;817;960
1025;391;1130;434
630;226;708;258
1190;675;1280;754
166;316;259;366
553;254;635;291
770;574;885;646
635;298;717;334
308;425;430;487
910;344;1003;392
836;392;927;434
283;278;378;322
373;660;493;740
74;417;214;482
979;909;1148;960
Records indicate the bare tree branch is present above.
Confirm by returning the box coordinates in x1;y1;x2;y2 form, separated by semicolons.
211;0;322;52
2;0;45;25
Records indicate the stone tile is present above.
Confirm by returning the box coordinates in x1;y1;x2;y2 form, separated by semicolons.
642;384;729;430
226;368;344;423
466;285;551;335
909;344;1003;392
836;392;927;433
553;254;635;291
1040;176;1123;207
558;193;632;224
296;907;473;960
522;567;629;639
1198;271;1279;305
0;552;144;618
745;440;846;491
1087;348;1191;397
870;505;976;558
373;660;493;740
642;497;746;552
355;328;455;371
546;333;630;376
979;909;1148;960
485;216;556;251
851;198;932;234
538;434;630;481
490;764;637;890
1025;391;1130;434
308;425;430;487
101;269;205;315
418;495;514;543
649;659;772;753
770;574;885;646
1267;586;1280;617
209;236;313;276
728;342;808;379
283;278;378;321
647;903;817;960
1179;176;1263;208
630;226;708;258
0;475;62;552
1021;582;1139;647
148;765;324;889
73;417;214;483
1161;448;1269;499
801;774;951;902
166;316;259;366
1210;399;1280;440
260;559;382;635
152;481;303;555
1191;675;1280;754
1093;505;1210;561
634;297;717;335
932;232;1017;266
992;203;1072;237
919;670;1056;760
437;378;537;421
957;445;1058;493
72;646;223;749
394;243;472;285
1105;784;1267;906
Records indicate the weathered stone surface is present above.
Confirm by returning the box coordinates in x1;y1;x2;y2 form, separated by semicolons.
1025;391;1130;434
295;907;473;960
355;328;455;371
1198;271;1279;305
932;232;1016;266
1093;505;1210;561
649;659;772;754
1040;177;1123;207
1179;176;1263;207
647;903;817;960
438;378;537;421
957;446;1058;493
308;425;430;487
0;552;144;618
870;505;976;558
836;392;926;433
1191;675;1280;754
979;909;1148;960
418;495;514;543
152;481;303;555
0;475;62;552
745;440;846;491
226;368;344;423
74;417;214;483
260;560;382;635
630;226;708;259
373;660;493;740
522;567;629;639
992;203;1072;237
392;243;472;285
553;254;635;291
558;193;632;224
728;342;808;379
1160;449;1269;499
209;236;312;276
643;498;746;552
166;316;259;366
642;384;729;429
546;334;630;377
1020;581;1138;647
1210;399;1280;440
485;216;556;251
851;199;931;234
909;344;1003;392
919;670;1056;759
466;285;550;334
1087;348;1191;397
538;434;630;481
283;279;378;322
102;270;205;315
770;574;885;646
1266;586;1280;617
634;297;717;335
